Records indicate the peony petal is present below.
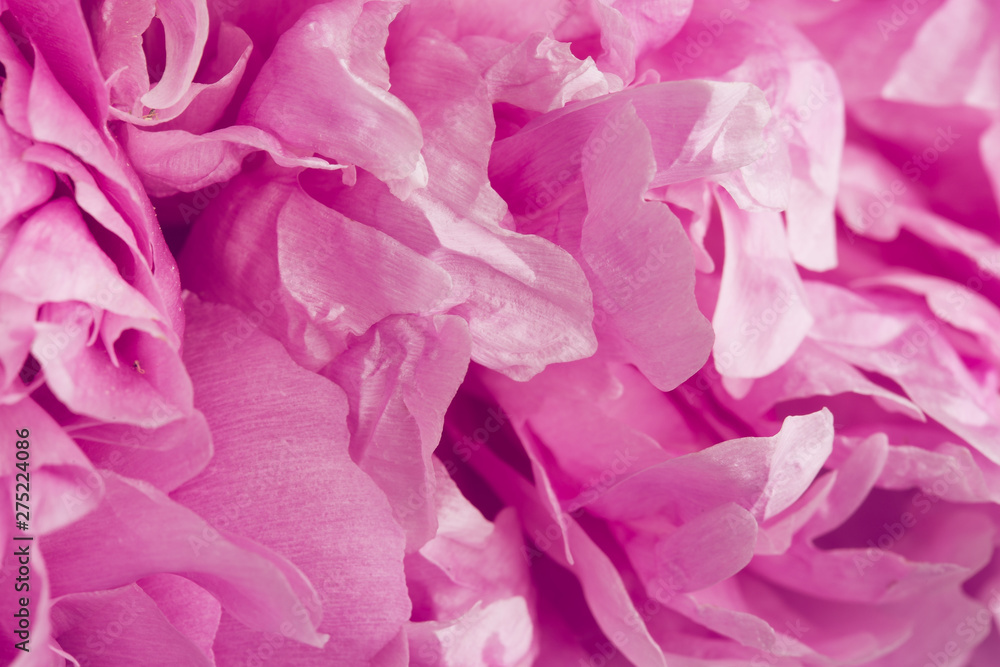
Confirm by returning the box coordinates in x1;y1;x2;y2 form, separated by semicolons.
138;574;223;661
729;338;925;423
88;0;156;113
468;444;669;667
325;315;471;552
471;34;612;112
122;123;339;197
0;115;55;229
0;397;102;533
490;80;770;220
579;101;713;390
50;584;213;666
42;472;329;647
6;0;109;127
172;296;410;664
591;410;834;524
240;1;426;197
712;192;813;379
139;0;211;110
408;598;536;667
71;410;213;492
180;167;453;369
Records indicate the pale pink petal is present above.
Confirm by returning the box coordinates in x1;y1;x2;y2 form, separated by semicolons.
712;192;813;379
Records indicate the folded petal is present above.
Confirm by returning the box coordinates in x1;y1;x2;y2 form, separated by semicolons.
0;397;102;533
140;0;211;110
325;315;471;551
579;101;713;389
240;0;426;196
172;296;410;665
42;472;329;647
490;80;770;219
51;584;213;666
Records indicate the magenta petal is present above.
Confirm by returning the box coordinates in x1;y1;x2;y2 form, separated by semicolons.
580;102;713;389
115;23;253;132
474;34;612;112
406;461;538;665
731;338;925;423
276;190;452;343
881;0;1000;109
807;283;1000;464
613;0;693;56
139;0;211;110
0;26;34;137
51;584;213;666
42;472;328;647
21;143;179;342
326;315;471;552
172;297;410;664
0;200;163;322
380;32;600;377
469;445;669;667
0;116;54;229
6;0;109;127
592;410;834;524
122;123;339;196
73;410;214;492
490;80;770;217
240;1;426;196
32;305;193;428
88;0;156;113
139;574;223;661
0;294;35;398
0;397;101;533
313;168;599;379
983;118;1000;207
181;169;452;369
407;598;536;667
643;502;758;594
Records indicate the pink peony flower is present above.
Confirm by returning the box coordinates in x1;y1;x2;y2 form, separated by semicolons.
2;0;1000;665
